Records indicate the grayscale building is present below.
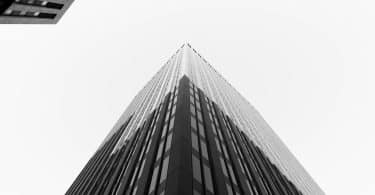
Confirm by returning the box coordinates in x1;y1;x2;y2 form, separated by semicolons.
0;0;73;23
66;44;324;195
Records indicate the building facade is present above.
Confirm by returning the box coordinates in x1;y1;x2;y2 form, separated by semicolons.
0;0;73;23
66;44;324;195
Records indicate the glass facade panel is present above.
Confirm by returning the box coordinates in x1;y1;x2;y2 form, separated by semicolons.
203;165;214;193
192;132;199;151
191;117;197;130
160;156;170;182
149;165;160;193
192;155;202;183
200;141;208;159
165;134;173;151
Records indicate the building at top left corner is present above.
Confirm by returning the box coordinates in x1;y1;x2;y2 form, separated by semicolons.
0;0;74;24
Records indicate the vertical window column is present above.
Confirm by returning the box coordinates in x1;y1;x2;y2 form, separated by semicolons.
190;83;215;195
165;76;192;195
148;87;178;195
207;100;240;195
114;110;158;195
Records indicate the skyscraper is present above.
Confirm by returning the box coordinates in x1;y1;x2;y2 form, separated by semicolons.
0;0;73;23
66;44;324;195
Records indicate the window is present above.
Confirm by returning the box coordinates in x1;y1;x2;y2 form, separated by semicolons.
200;141;208;159
156;142;164;160
192;132;199;151
191;117;197;130
148;165;160;193
168;117;175;131
165;134;173;151
197;112;203;122
192;155;202;183
160;156;170;182
227;165;238;185
226;184;233;195
198;124;205;137
190;104;196;116
203;165;214;193
220;157;228;177
193;190;200;195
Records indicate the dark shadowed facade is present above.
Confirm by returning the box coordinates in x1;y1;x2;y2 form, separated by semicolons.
0;0;73;23
66;44;324;195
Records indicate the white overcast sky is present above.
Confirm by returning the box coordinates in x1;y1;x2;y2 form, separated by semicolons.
0;0;374;194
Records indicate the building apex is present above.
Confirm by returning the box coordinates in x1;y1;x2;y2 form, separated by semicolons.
181;42;192;48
